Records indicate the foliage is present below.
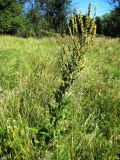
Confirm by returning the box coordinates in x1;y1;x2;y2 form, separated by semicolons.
95;9;120;37
26;5;50;37
95;0;120;37
46;0;71;33
0;0;72;36
0;0;33;37
95;16;103;35
31;0;72;33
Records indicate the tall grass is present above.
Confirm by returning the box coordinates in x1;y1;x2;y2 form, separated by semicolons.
0;36;120;159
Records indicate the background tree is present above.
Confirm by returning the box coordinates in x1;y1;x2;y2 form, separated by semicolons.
0;0;22;34
0;0;33;37
25;0;55;37
35;0;72;33
94;0;120;37
26;6;49;37
95;9;120;37
0;0;72;36
95;16;103;35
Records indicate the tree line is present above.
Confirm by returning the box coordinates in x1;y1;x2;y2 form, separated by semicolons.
0;0;71;37
0;0;120;38
95;0;120;37
96;9;120;37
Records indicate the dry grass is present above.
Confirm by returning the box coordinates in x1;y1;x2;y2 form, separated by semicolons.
0;36;120;159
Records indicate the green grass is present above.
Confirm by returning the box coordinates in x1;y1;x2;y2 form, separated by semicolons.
0;36;120;159
0;36;58;90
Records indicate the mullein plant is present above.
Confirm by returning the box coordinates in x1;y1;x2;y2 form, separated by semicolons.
48;3;96;128
37;2;96;150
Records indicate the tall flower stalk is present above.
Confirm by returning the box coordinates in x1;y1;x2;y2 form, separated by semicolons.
48;2;96;129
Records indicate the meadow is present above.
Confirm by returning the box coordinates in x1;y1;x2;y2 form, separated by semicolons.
0;36;120;159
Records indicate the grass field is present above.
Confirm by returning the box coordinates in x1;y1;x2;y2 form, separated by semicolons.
0;36;120;159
